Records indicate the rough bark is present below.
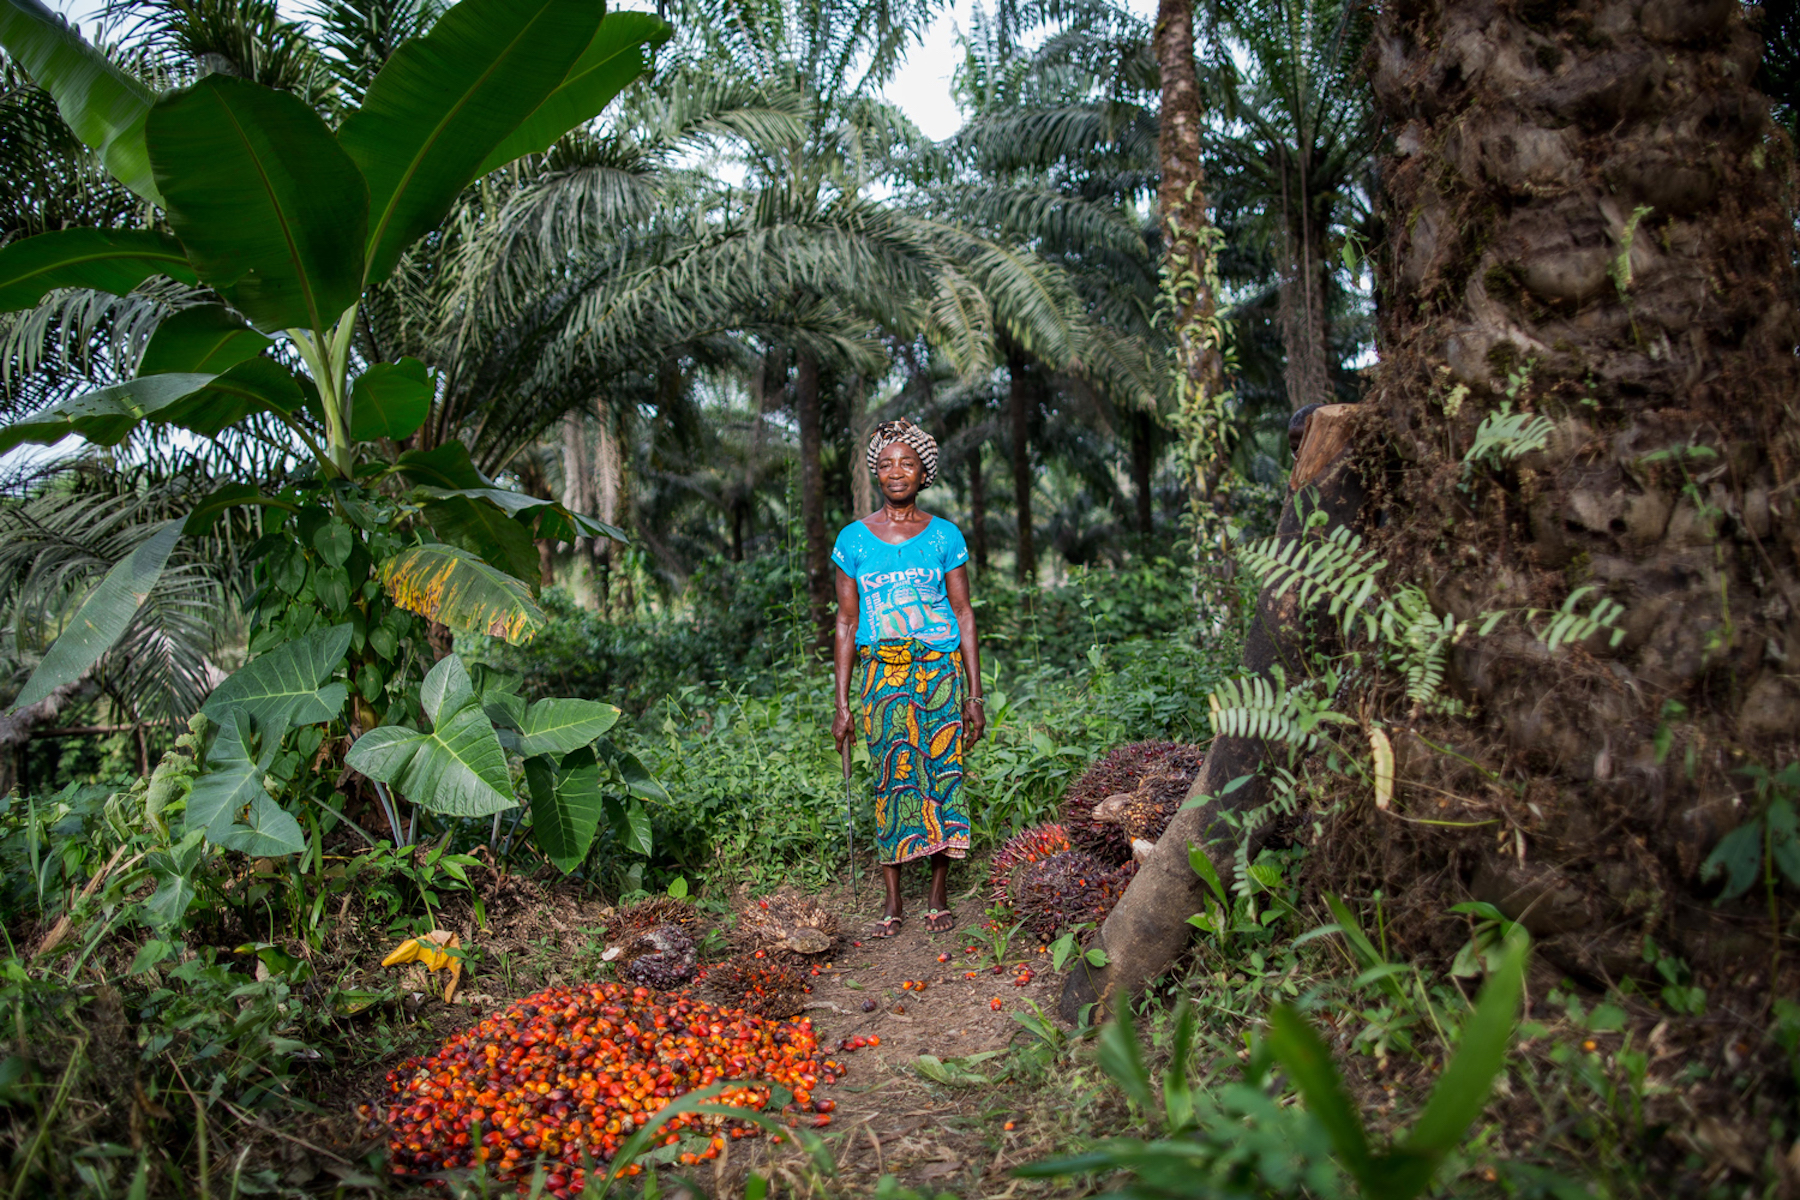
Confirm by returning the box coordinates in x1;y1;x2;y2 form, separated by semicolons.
1061;407;1367;1022
795;348;832;643
1007;350;1038;585
594;410;624;612
561;412;595;587
848;376;873;517
1346;0;1800;981
1155;0;1227;517
1278;243;1332;410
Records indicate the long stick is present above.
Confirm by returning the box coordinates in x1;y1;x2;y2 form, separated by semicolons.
840;742;858;902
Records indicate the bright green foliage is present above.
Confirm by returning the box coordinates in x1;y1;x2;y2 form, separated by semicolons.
347;654;515;817
0;228;195;310
137;304;274;375
349;357;433;441
8;519;182;711
200;623;351;729
146;74;368;334
516;697;622;757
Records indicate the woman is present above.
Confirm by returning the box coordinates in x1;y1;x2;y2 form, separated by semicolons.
831;419;985;937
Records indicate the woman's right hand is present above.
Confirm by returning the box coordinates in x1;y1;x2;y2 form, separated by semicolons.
832;703;855;755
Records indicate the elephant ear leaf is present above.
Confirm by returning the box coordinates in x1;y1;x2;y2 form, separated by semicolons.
526;747;604;873
185;709;306;856
517;698;619;757
0;229;196;313
0;0;163;204
422;495;541;592
380;543;546;646
201;622;352;730
146;74;367;334
337;0;600;287
347;654;515;817
7;519;183;714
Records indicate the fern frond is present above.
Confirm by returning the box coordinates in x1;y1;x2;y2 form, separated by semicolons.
1238;525;1387;639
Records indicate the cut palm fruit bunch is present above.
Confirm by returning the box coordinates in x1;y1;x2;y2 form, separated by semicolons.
382;930;463;1002
379;982;836;1196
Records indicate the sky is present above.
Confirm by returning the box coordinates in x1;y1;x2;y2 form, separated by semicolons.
47;0;1162;143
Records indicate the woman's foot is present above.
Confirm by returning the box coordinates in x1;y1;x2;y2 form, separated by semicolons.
870;914;903;938
923;908;955;933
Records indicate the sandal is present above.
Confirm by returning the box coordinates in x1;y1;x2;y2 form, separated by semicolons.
924;908;956;933
870;915;903;938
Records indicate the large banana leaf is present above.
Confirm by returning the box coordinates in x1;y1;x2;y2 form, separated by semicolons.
0;0;162;205
337;0;599;287
0;229;196;313
525;747;603;873
422;494;541;592
0;373;214;454
473;11;670;176
139;305;273;374
349;357;432;441
147;75;367;334
517;698;620;757
379;543;546;645
156;357;309;436
7;519;182;713
185;709;306;856
419;485;627;544
392;441;489;488
346;655;515;816
200;622;351;729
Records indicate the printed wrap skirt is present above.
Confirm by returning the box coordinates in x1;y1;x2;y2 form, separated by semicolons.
857;639;971;865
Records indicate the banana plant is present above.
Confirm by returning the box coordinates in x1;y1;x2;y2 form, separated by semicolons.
0;0;672;865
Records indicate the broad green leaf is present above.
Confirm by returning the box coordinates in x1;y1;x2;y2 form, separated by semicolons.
9;519;181;713
346;659;515;817
215;792;306;856
1264;1004;1374;1181
157;357;308;436
185;709;279;839
0;228;196;313
1163;1000;1196;1131
613;748;669;802
1187;841;1228;908
518;698;619;757
526;747;603;873
350;357;431;441
0;373;213;454
1700;822;1764;901
0;0;162;203
146;74;367;334
1096;1007;1154;1113
419;484;628;545
139;304;271;374
338;0;599;287
473;11;670;175
420;651;475;725
604;794;653;856
1401;933;1526;1156
380;543;546;645
423;494;541;591
393;441;489;488
201;622;352;729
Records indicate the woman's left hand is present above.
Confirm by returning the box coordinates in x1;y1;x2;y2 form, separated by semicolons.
962;698;986;746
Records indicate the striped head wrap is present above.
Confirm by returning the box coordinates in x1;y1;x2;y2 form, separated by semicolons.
865;418;940;487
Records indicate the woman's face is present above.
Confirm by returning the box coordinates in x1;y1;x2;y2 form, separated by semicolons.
876;442;925;504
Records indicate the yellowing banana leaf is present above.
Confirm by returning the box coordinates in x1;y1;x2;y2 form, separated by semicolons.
380;542;546;646
381;929;462;1001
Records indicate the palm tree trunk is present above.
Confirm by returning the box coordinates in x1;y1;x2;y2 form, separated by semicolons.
848;375;872;517
1154;0;1226;526
796;347;832;644
561;412;591;592
1006;349;1037;585
594;410;623;614
1278;216;1332;410
1130;410;1155;535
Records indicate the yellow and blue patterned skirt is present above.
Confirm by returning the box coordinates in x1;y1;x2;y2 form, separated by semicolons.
858;639;971;865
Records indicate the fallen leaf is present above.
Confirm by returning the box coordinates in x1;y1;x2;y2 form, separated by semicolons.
382;930;463;1002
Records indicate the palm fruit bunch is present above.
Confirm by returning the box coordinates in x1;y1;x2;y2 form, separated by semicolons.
606;896;706;941
1060;742;1182;864
620;925;697;990
987;823;1075;909
379;981;838;1196
734;891;838;966
700;956;810;1019
1009;849;1137;939
1115;744;1206;842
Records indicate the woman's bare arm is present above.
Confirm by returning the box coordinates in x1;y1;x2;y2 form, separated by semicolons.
945;565;985;746
832;566;860;753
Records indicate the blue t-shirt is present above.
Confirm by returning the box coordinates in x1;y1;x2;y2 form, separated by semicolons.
831;518;970;650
